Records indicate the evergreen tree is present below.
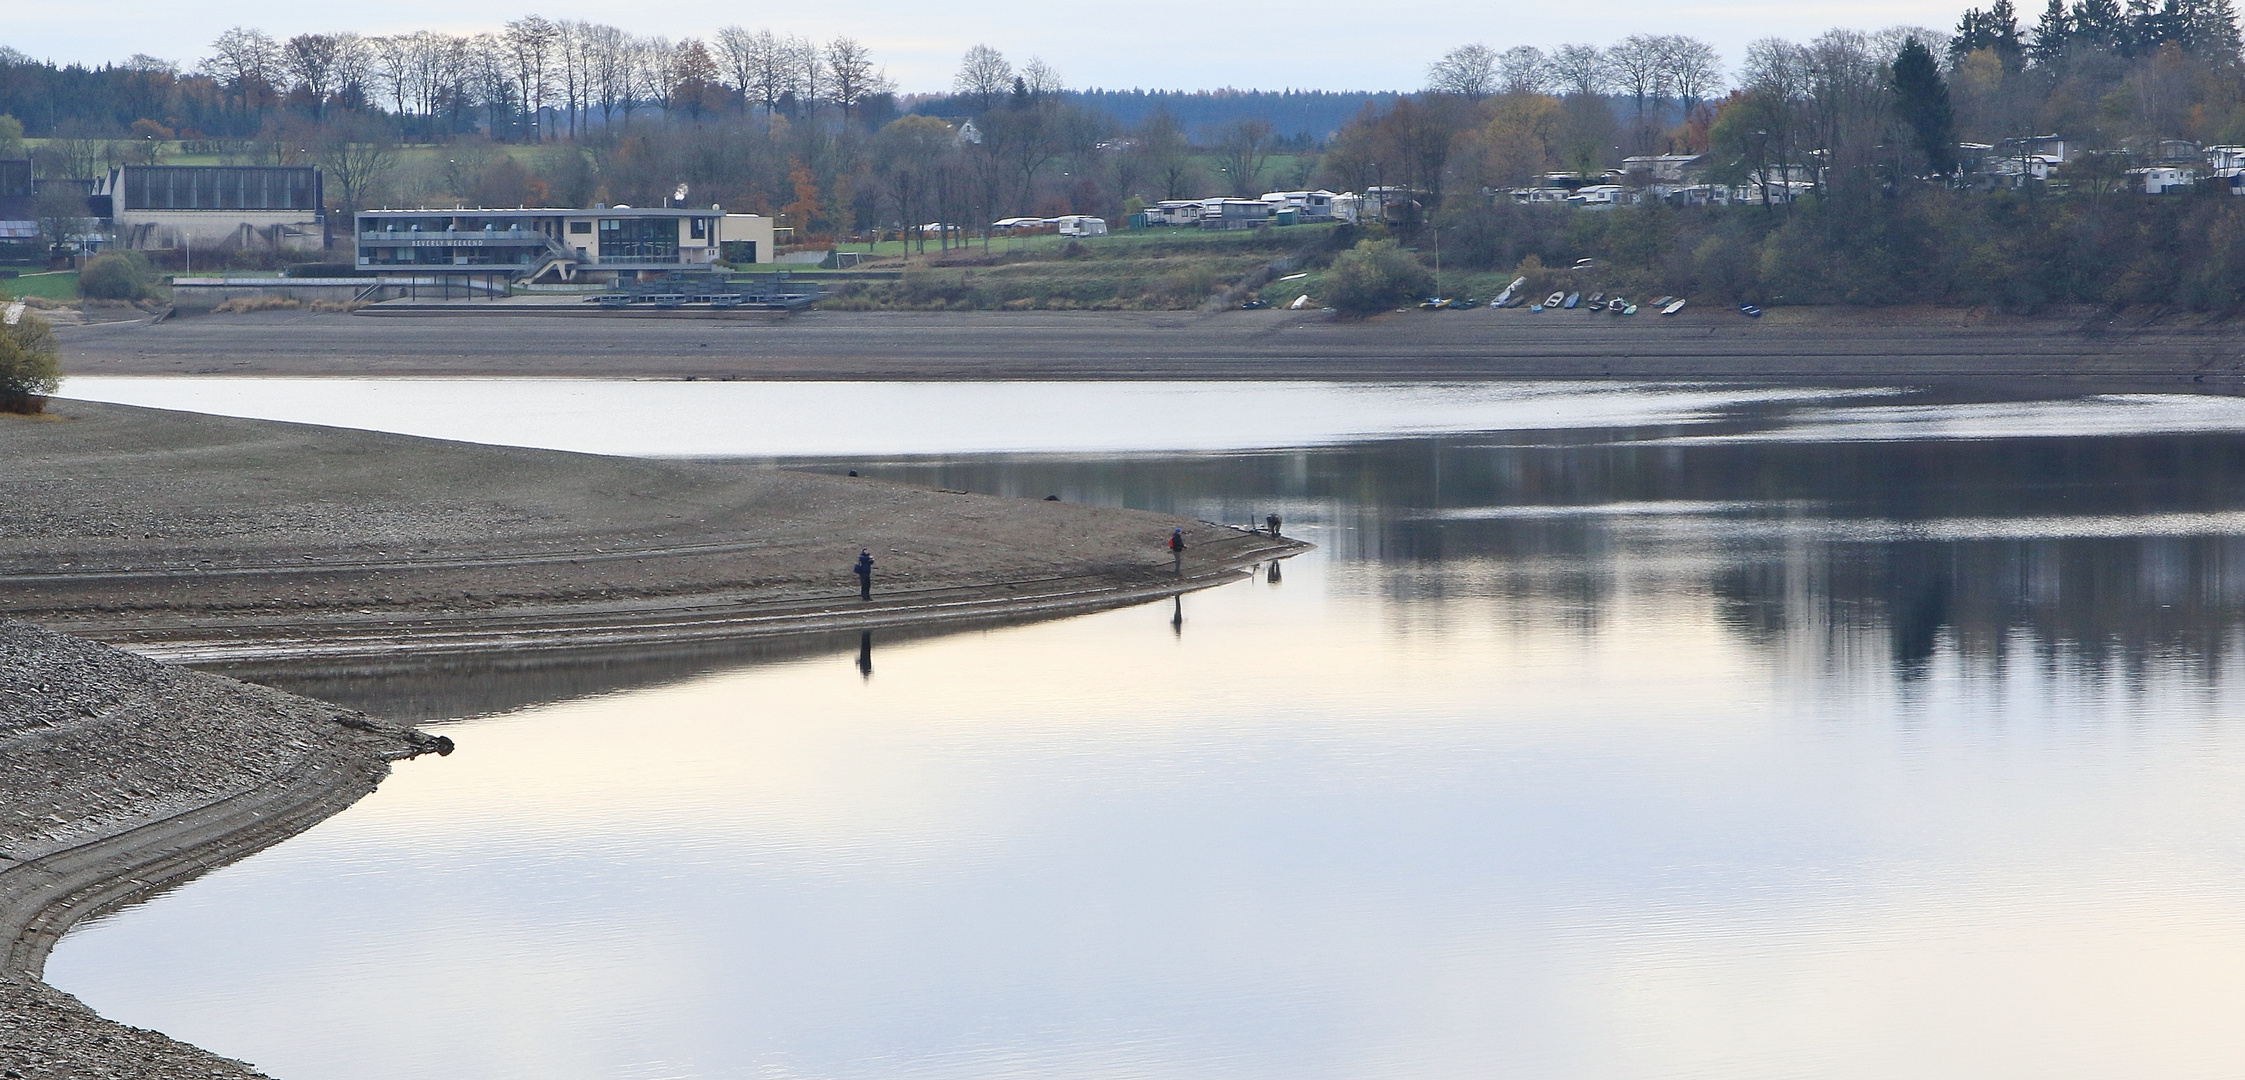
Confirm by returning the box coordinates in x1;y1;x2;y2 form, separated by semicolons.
1892;39;1957;176
2073;0;2128;49
2030;0;2076;62
1953;0;2027;66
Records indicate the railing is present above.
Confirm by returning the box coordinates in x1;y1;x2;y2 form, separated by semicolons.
357;228;550;242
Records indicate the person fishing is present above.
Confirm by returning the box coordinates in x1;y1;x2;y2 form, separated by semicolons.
1168;528;1186;575
853;548;875;600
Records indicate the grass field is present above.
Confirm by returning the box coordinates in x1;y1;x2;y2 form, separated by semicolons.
1;272;79;302
820;222;1353;311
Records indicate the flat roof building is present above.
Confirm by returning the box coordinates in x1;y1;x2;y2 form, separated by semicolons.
354;206;774;283
100;165;325;252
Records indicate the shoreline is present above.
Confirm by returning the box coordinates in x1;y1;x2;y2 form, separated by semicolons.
53;306;2245;388
1;399;1303;1077
2;620;448;1080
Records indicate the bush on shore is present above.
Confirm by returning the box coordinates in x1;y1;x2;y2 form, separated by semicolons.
0;309;61;414
78;251;160;302
1324;239;1435;316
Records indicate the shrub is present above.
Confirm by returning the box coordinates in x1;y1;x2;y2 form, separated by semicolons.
79;251;158;301
1324;239;1434;316
0;310;61;414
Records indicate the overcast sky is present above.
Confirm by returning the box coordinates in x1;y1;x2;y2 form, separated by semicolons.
9;0;1966;92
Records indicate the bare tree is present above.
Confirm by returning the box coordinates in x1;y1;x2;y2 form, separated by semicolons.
555;21;590;138
1020;56;1064;97
372;35;414;117
715;26;761;117
1215;117;1278;196
1427;43;1499;98
203;27;282;109
827;37;888;127
582;25;631;129
743;29;792;125
312;113;398;214
1658;35;1723;109
283;34;341;115
790;34;823;115
1549;44;1609;97
633;37;679;120
505;16;559;140
1498;46;1552;95
1606;34;1671;119
954;44;1012;110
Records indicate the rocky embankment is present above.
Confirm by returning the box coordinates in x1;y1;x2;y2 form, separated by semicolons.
0;620;448;1079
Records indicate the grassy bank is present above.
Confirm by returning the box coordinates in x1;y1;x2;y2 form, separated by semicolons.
821;223;1353;311
1;272;79;303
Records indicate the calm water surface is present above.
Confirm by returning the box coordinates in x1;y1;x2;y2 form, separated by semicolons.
43;381;2245;1079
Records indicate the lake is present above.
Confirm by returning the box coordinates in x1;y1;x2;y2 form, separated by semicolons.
43;379;2245;1079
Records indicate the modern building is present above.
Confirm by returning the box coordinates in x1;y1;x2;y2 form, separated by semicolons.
353;206;774;283
98;165;325;252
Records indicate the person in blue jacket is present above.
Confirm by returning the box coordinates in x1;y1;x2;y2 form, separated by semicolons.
854;548;875;600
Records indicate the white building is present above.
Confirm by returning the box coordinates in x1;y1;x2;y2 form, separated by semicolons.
1052;215;1108;237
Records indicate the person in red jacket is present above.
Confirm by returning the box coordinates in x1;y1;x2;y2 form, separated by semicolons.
1168;528;1185;575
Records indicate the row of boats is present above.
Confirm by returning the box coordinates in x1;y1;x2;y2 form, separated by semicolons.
1483;276;1686;316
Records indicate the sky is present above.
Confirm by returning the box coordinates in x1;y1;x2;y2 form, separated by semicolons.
9;0;1969;94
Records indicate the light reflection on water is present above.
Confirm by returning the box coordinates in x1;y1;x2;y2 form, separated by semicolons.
43;385;2245;1080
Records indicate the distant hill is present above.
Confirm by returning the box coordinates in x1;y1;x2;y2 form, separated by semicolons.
1069;89;1399;143
907;88;1401;145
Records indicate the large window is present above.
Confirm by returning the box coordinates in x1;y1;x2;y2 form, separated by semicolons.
598;217;678;260
123;167;318;212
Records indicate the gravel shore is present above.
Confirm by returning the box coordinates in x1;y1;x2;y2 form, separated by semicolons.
1;620;447;1079
55;306;2245;386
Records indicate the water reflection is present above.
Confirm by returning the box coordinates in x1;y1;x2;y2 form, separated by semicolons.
46;388;2245;1080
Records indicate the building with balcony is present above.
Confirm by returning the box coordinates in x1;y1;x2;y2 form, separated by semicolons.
99;165;325;252
354;206;772;282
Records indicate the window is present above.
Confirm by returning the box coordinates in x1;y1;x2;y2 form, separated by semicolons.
597;217;679;261
689;217;707;240
570;220;592;234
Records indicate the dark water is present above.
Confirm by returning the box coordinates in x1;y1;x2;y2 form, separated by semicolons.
47;384;2245;1079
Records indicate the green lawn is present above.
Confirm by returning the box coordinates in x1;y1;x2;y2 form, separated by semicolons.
1;271;78;302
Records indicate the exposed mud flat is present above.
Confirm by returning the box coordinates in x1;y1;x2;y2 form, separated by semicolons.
55;306;2245;386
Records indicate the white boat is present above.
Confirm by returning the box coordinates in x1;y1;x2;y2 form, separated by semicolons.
1491;276;1527;307
1661;299;1686;315
1288;294;1310;310
1623;304;1638;315
1544;292;1566;308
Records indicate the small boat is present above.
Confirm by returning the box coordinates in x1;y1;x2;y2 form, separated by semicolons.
1288;294;1310;310
1457;297;1482;309
1651;296;1674;307
1661;299;1686;315
1607;298;1626;313
1491;276;1527;307
1588;292;1606;306
1562;292;1581;309
1530;304;1545;312
1544;291;1566;308
1738;303;1763;318
1623;304;1639;315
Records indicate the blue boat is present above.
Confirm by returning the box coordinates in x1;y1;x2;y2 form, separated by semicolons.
1738;304;1763;318
1562;292;1581;309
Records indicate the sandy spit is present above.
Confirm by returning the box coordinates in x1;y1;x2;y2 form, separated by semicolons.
1;400;1302;661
